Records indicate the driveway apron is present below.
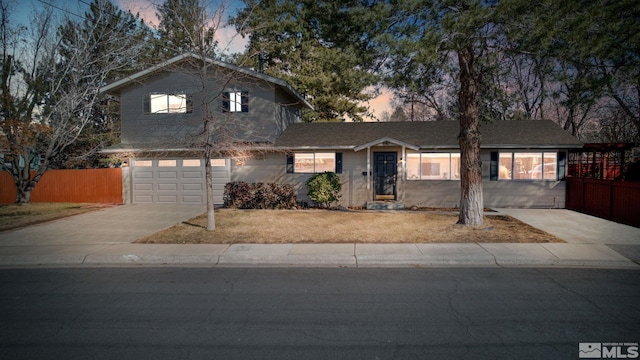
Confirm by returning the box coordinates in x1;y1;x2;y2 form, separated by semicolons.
0;204;206;246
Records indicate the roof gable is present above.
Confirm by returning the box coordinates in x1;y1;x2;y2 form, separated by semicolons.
353;137;420;152
275;120;582;149
99;52;313;110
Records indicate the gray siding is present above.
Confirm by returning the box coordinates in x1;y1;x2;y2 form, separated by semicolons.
275;87;301;134
231;153;288;184
404;151;566;208
230;148;568;209
118;64;300;146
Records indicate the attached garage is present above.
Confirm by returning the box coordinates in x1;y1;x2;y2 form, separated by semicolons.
131;158;229;204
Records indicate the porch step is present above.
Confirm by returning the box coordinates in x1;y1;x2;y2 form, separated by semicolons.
366;201;405;210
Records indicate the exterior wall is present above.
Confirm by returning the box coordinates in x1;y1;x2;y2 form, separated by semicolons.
275;87;301;134
118;65;298;146
337;151;369;207
229;148;569;209
231;152;317;206
482;179;566;208
231;153;289;184
405;151;566;208
405;180;566;208
122;166;132;204
230;151;369;207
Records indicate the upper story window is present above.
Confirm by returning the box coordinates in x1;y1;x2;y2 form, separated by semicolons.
223;91;249;113
406;152;461;180
145;93;192;114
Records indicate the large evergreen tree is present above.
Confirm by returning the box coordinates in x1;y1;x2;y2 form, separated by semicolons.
156;0;219;57
230;0;387;122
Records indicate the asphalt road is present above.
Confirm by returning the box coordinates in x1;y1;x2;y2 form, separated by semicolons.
1;267;639;359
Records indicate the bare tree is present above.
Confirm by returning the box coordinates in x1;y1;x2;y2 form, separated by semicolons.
0;0;147;203
153;0;278;230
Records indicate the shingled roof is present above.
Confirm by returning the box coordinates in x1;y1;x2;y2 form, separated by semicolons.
274;120;582;150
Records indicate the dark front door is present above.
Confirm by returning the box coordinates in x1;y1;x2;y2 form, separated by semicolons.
373;152;397;200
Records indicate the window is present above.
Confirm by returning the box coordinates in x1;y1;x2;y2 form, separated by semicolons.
223;91;249;112
499;153;512;180
288;153;337;173
495;152;558;180
210;159;226;167
145;93;192;114
182;159;201;167
134;160;152;167
407;153;460;180
158;160;177;167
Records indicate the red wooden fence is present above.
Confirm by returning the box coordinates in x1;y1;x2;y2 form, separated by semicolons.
566;177;640;228
1;169;123;204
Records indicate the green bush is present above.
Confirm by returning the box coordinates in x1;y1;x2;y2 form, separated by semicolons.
306;171;342;208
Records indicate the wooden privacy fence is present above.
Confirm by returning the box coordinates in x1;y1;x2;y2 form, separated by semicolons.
0;168;123;204
566;177;640;228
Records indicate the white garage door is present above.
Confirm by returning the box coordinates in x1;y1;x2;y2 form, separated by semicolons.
131;158;230;205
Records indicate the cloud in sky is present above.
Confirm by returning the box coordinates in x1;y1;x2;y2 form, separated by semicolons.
115;0;247;54
116;0;159;26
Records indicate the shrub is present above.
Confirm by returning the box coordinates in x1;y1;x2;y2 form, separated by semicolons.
223;182;254;209
306;171;342;208
224;182;297;209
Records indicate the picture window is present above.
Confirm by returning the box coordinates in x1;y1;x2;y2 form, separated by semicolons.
145;93;192;114
498;152;558;180
407;153;460;180
293;153;336;173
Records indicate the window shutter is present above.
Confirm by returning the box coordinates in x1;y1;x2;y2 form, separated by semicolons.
557;151;566;181
222;92;230;112
490;151;498;181
241;91;249;112
144;94;150;114
335;152;343;174
186;95;193;114
286;154;294;173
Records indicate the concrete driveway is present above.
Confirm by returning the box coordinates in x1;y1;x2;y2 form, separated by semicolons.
0;204;206;246
497;208;640;264
496;208;640;245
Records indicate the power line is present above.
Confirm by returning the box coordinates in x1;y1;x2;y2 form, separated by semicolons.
34;0;180;55
36;0;84;19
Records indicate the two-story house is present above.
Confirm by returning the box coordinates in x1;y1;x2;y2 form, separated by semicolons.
101;53;582;209
99;52;313;204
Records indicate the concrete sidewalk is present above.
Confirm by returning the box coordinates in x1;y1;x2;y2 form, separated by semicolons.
0;205;638;268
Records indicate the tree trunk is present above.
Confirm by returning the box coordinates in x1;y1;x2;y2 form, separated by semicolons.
204;145;216;231
457;45;484;226
15;183;32;204
11;153;43;204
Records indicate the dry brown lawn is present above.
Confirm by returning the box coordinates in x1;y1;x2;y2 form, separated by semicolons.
136;209;564;244
0;203;107;232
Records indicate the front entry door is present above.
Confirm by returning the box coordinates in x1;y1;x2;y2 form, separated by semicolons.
374;152;397;201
